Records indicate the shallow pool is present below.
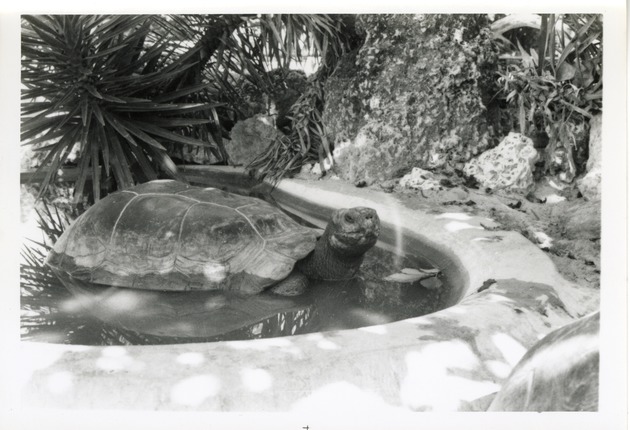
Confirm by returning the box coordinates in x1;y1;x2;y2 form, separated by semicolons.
21;188;454;346
22;242;452;346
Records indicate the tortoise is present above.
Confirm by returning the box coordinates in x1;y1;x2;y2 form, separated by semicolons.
488;311;599;411
46;179;381;297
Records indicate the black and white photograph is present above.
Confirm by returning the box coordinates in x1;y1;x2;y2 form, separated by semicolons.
0;2;627;429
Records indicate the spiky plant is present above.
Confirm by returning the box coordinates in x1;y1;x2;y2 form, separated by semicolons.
207;14;356;182
22;14;359;198
21;15;230;202
20;200;76;342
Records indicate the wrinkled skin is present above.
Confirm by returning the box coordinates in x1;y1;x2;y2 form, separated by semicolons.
272;207;380;295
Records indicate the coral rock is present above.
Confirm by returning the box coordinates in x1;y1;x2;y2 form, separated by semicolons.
228;115;284;166
324;15;498;185
399;167;441;191
464;133;539;193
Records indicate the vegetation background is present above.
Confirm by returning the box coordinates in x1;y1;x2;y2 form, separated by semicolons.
21;14;602;201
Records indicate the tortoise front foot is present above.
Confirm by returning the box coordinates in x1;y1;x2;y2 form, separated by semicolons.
270;272;308;296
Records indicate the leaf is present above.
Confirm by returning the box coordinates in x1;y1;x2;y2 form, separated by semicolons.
118;119;167;151
559;99;593;118
402;267;440;275
556;15;598;67
556;62;576;81
91;135;101;201
72;142;92;203
127;139;158;181
133;121;214;148
383;267;440;283
107;132;134;189
152;83;211;103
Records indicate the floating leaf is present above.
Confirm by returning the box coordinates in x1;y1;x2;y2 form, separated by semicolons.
383;267;440;283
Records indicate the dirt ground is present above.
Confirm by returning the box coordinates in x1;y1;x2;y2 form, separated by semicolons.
362;176;601;301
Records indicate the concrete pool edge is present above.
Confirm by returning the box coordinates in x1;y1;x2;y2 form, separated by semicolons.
19;167;599;411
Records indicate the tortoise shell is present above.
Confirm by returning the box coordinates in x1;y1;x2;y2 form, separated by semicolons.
46;180;318;294
489;311;599;411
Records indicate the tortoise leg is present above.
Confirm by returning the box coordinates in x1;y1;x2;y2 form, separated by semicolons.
270;271;309;296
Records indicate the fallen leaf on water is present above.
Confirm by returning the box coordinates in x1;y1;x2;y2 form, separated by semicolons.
384;267;440;283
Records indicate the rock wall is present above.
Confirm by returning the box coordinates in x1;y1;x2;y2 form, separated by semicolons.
323;14;499;185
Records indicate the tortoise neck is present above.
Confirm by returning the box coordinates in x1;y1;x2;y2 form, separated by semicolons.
297;227;364;281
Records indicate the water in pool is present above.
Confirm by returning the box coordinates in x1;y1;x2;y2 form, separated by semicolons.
20;193;452;346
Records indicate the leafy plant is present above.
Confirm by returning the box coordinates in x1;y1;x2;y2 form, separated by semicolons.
494;14;602;181
246;15;359;181
21;15;229;201
22;14;357;195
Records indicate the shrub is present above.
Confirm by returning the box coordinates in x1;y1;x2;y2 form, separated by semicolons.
494;14;602;181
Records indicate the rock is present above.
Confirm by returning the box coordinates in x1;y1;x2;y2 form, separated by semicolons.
228;115;284;166
560;200;601;240
399;167;441;191
439;187;469;202
379;179;397;193
324;15;499;185
577;113;602;201
489;312;599;411
532;231;553;249
295;163;319;180
463;133;539;193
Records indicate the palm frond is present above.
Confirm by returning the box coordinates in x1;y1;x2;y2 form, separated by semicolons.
22;14;227;200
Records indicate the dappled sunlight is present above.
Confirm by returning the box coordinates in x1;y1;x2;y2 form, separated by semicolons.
444;221;484;232
399;315;434;325
491;333;527;367
18;343;91;391
99;289;144;312
290;381;405;413
59;294;96;314
46;370;74;394
304;333;341;350
358;325;388;335
534;294;552;307
204;295;227;311
401;345;500;411
436;212;473;221
484;359;513;379
227;337;303;358
96;346;144;372
202;262;228;283
519;333;598;376
444;306;466;314
170;374;221;407
316;338;341;350
485;293;514;304
347;308;392;326
176;352;205;366
240;368;273;393
59;288;144;316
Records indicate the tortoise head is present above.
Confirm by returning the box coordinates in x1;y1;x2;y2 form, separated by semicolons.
327;207;380;257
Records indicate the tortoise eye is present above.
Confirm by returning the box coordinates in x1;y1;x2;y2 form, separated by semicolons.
344;213;354;223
